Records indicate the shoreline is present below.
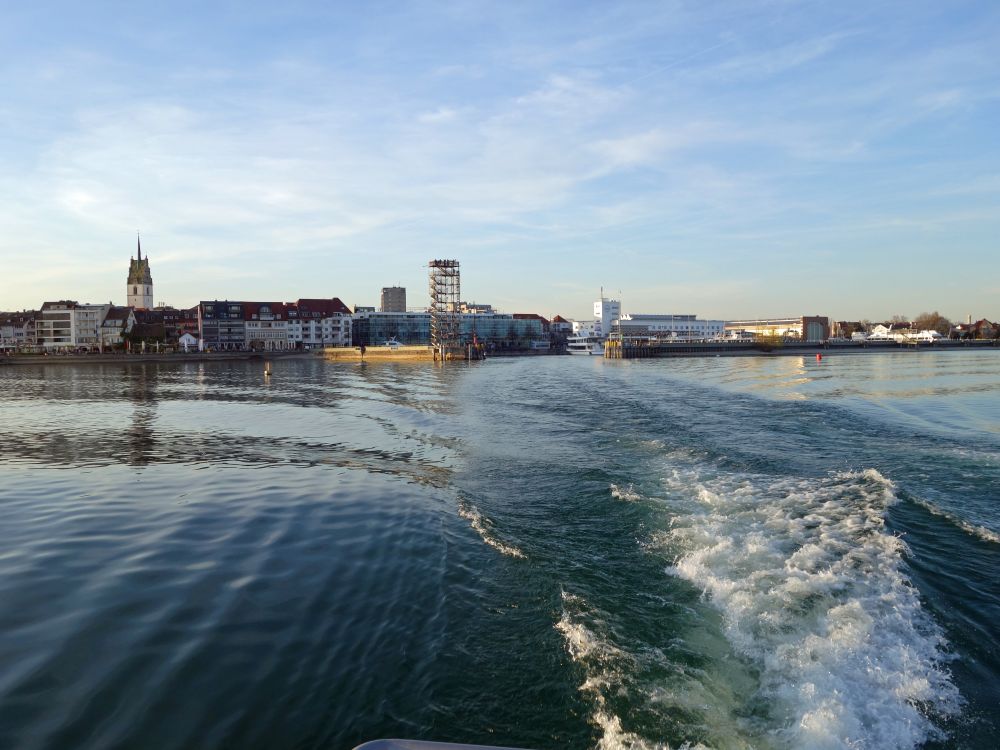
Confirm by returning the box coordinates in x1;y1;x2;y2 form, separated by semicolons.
0;351;320;367
1;341;996;368
614;342;999;359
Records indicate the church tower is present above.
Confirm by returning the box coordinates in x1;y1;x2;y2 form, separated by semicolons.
127;235;154;310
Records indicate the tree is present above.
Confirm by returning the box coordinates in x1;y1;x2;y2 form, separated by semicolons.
913;311;952;335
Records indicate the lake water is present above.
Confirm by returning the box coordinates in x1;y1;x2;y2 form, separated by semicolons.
0;352;997;750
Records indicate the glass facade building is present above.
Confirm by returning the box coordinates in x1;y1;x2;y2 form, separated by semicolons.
352;312;544;348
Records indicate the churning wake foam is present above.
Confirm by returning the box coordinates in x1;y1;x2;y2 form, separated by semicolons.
458;499;526;559
662;466;962;749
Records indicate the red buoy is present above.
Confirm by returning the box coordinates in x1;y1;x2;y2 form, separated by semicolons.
816;353;823;361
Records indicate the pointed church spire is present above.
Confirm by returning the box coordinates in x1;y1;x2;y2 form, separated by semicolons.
137;232;142;261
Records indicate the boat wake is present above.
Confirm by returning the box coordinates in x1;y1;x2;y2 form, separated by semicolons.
661;466;963;749
908;494;1000;544
457;499;527;559
556;592;713;750
610;483;642;502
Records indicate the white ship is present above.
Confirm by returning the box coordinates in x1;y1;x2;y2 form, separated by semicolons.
566;335;605;355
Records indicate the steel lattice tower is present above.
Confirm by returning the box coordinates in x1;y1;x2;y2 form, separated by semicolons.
428;259;461;355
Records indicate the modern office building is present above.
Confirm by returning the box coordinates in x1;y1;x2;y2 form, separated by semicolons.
352;311;545;348
380;287;406;313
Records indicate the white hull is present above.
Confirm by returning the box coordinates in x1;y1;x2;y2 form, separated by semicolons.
566;338;605;356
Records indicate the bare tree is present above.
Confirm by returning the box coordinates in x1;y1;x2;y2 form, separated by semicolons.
913;311;952;335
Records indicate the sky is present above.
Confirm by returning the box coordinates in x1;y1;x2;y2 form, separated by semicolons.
1;0;998;322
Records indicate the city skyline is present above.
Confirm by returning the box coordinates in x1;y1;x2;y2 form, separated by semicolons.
2;1;998;321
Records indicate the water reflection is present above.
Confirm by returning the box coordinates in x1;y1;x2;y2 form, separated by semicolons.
0;360;466;485
125;364;158;467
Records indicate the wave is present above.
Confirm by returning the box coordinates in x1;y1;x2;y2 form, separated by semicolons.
457;500;526;559
908;495;1000;544
663;466;963;749
610;483;642;502
556;591;737;750
556;593;662;750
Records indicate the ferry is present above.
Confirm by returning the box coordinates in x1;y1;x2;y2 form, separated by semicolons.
566;335;605;355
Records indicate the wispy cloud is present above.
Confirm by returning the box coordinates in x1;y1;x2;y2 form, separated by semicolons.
0;1;998;319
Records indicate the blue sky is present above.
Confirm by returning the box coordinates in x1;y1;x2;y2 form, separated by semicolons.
1;1;998;321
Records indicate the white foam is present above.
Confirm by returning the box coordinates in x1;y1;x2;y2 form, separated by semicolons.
611;483;643;502
664;466;963;749
457;500;526;559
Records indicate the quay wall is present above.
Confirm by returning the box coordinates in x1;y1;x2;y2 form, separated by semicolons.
605;339;999;358
323;346;436;362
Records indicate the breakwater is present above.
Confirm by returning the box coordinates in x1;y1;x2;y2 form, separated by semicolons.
604;338;999;358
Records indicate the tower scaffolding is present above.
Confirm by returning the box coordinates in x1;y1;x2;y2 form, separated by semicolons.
428;259;461;359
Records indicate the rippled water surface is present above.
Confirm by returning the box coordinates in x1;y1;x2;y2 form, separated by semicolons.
0;352;997;749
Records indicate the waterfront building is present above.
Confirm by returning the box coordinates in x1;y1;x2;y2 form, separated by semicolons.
287;298;352;348
458;302;494;314
593;295;621;338
178;306;200;338
244;303;291;351
74;303;112;349
100;306;136;349
463;313;544;346
0;311;38;351
953;318;997;340
153;305;187;343
199;299;352;351
724;316;830;342
35;301;114;351
513;313;550;333
352;310;544;348
616;314;725;341
379;287;406;313
126;238;154;310
178;332;199;352
353;311;430;346
198;301;247;351
128;309;168;348
35;301;77;350
550;315;573;336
